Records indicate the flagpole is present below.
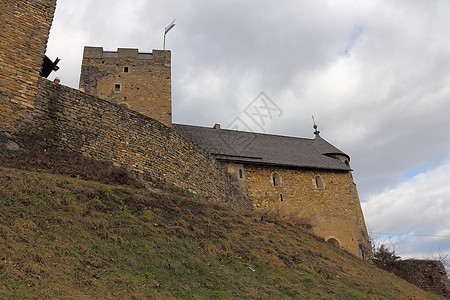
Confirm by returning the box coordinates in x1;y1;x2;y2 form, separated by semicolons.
163;19;176;50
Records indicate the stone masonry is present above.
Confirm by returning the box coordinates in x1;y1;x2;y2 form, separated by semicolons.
234;164;370;258
79;47;172;127
32;78;252;210
376;259;450;297
0;0;56;135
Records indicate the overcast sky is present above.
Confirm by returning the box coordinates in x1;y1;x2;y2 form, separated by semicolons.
46;0;450;261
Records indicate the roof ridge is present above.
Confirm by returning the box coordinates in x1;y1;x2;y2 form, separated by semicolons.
172;123;314;141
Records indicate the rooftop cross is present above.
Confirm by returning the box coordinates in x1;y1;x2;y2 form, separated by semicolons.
312;115;320;136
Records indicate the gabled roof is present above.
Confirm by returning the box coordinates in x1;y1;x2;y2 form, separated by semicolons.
172;124;351;171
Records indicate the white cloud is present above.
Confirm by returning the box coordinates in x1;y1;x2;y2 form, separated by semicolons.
363;161;450;257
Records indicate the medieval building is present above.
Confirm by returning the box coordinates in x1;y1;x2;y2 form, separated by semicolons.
79;46;370;258
1;0;371;259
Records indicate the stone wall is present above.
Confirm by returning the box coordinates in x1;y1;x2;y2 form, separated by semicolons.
240;164;371;259
0;0;56;135
30;78;251;210
376;259;450;297
79;47;172;127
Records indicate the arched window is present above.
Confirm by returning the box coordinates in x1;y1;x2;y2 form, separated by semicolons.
313;175;325;189
272;172;281;187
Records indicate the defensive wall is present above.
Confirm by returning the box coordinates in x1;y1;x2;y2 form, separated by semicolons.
29;78;251;210
375;259;450;297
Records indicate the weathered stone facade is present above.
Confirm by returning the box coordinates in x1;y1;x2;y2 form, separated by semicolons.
173;125;372;259
0;0;56;135
79;47;172;127
224;163;370;259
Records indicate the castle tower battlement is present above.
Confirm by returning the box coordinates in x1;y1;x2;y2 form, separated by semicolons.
79;46;172;126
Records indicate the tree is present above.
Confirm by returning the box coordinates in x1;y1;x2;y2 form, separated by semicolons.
373;244;400;267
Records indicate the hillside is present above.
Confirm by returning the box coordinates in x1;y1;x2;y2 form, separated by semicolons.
0;151;445;299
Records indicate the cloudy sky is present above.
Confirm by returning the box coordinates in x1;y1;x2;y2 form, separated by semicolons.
45;0;450;261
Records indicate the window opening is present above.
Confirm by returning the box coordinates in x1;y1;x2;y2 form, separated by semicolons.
114;84;121;92
280;194;283;202
124;66;129;73
239;169;243;179
314;175;325;189
272;172;281;187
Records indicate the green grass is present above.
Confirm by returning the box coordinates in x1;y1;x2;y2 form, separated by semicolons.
0;163;446;299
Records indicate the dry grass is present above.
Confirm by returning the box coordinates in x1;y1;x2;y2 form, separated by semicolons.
0;146;142;188
0;157;445;298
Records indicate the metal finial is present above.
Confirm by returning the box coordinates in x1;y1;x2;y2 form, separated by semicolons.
312;115;320;135
163;19;176;50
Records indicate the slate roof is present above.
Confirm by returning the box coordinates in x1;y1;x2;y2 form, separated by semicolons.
172;124;351;171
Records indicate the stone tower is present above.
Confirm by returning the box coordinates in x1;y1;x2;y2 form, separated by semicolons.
0;0;57;135
79;47;172;127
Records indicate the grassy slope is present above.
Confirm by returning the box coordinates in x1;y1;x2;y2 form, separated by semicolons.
0;164;444;299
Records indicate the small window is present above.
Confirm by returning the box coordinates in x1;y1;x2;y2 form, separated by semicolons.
124;66;129;73
313;175;325;189
272;172;281;187
239;169;243;179
114;84;121;92
280;194;283;202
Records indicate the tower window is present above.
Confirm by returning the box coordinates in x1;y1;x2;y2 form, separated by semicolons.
313;175;325;190
124;66;129;73
114;84;121;92
272;172;281;187
239;169;243;179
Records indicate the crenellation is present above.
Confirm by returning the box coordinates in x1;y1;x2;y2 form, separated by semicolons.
117;48;138;58
83;46;104;59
